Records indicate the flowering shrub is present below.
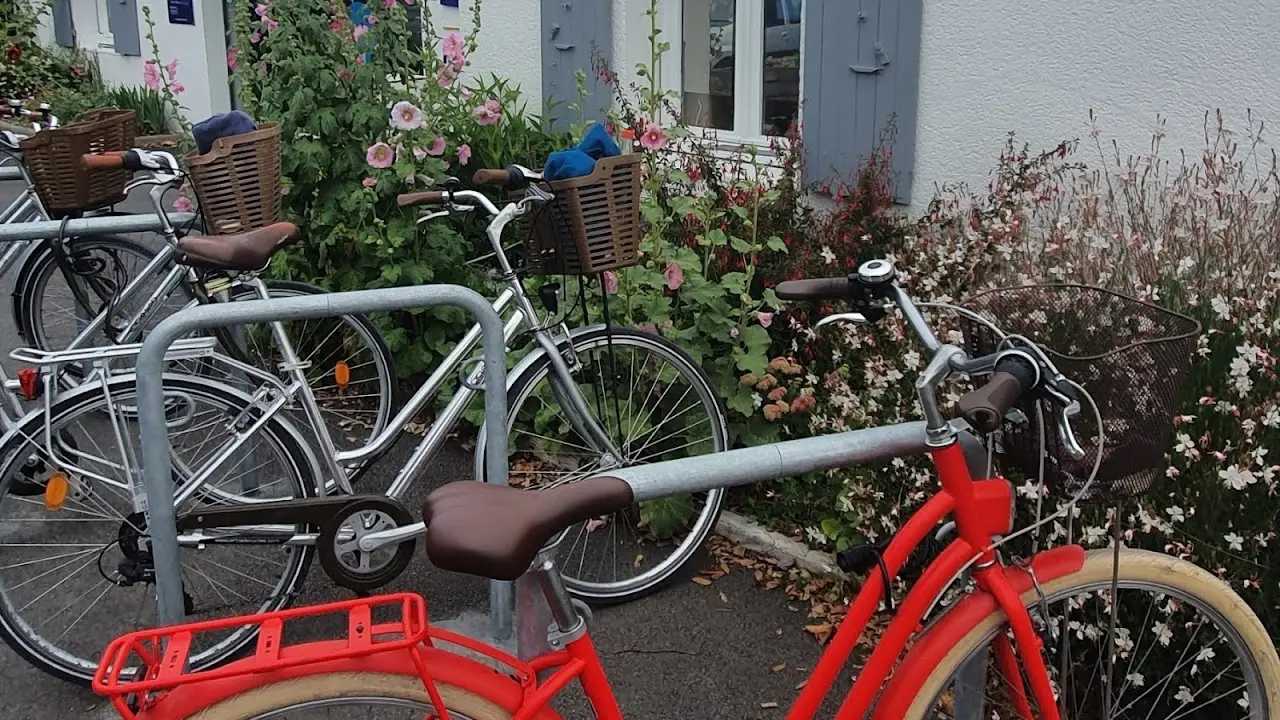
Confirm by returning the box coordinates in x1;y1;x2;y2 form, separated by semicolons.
231;0;568;376
735;111;1280;635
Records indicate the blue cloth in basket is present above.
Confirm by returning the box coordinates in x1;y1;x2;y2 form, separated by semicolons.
192;110;258;155
542;122;621;181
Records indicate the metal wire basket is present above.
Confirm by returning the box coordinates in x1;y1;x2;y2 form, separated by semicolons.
960;284;1201;502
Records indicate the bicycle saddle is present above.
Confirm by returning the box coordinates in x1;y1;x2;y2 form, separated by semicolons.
176;222;300;271
422;477;634;581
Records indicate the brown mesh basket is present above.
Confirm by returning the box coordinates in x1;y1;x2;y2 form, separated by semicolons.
19;108;136;218
960;285;1201;502
520;154;642;275
186;123;282;235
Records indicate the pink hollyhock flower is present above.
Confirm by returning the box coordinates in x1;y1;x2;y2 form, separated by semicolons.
664;262;684;291
355;54;366;65
460;87;474;100
366;14;378;23
757;311;774;328
254;4;268;17
362;177;377;188
329;18;343;32
366;142;394;169
426;137;446;156
457;144;471;165
449;52;465;72
442;32;464;60
640;122;667;151
383;0;396;8
172;196;194;213
266;17;279;31
250;31;262;44
473;99;501;126
353;24;368;42
168;81;185;95
226;48;239;70
389;101;424;131
602;271;619;295
166;58;179;77
436;65;457;88
143;60;161;90
412;146;427;161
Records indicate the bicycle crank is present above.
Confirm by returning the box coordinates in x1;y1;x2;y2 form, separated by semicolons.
317;497;416;593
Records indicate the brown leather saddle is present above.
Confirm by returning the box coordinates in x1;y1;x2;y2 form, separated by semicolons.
422;477;634;581
176;222;300;271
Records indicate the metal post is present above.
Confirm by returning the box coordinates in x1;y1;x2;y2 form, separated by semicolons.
135;285;511;637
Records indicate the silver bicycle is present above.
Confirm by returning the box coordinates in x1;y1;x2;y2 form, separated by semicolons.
0;164;730;685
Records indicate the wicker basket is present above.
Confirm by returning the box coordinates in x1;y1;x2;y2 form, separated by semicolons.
961;285;1201;502
520;154;642;275
186;123;282;235
19;108;136;218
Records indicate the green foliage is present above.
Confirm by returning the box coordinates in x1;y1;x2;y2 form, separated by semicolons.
105;85;168;135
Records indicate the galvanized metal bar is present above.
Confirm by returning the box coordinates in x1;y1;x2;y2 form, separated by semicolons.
0;212;200;241
135;285;512;638
608;421;931;501
0;165;24;182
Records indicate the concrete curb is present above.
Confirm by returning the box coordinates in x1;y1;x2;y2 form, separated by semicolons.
713;510;847;579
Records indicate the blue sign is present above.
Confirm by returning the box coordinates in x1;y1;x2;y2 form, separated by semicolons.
168;0;195;25
441;0;459;6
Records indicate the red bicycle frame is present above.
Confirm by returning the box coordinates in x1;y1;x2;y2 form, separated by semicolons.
97;442;1086;720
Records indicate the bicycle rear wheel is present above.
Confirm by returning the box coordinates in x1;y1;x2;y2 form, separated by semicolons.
481;327;728;605
174;672;517;719
904;549;1280;719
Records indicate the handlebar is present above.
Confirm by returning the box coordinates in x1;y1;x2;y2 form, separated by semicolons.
956;354;1039;432
81;148;180;175
82;151;129;171
397;191;448;208
775;277;853;302
472;168;512;187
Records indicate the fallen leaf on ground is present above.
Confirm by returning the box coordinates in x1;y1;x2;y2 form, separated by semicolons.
760;701;779;709
691;576;713;586
771;663;786;672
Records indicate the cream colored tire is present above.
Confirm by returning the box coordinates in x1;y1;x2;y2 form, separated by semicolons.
903;548;1280;719
186;671;514;719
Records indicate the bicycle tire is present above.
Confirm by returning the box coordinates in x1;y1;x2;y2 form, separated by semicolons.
0;373;318;686
901;548;1280;719
14;234;187;354
208;279;398;474
478;327;728;606
176;672;526;720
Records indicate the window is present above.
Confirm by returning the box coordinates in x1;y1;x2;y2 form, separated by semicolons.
670;0;803;143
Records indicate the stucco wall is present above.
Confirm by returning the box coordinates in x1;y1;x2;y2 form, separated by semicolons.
910;0;1278;210
440;0;543;113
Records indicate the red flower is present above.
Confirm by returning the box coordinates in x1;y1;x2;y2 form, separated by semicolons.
6;44;21;63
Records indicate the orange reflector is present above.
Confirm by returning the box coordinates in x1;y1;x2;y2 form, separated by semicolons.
44;473;69;511
334;361;351;389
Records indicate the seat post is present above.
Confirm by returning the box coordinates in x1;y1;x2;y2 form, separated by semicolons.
529;547;586;640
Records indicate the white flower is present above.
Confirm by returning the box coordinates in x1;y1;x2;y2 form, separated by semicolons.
1225;532;1244;552
1196;646;1216;662
1174;686;1194;704
819;246;836;265
1239;691;1250;710
1153;621;1173;647
1211;295;1231;319
1125;672;1145;687
1173;433;1199;459
1220;465;1258;491
1166;506;1185;523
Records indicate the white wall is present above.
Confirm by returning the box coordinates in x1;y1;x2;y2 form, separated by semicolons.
435;0;542;113
910;0;1280;210
65;0;230;126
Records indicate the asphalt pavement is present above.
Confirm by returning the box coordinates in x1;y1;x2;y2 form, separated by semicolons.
0;181;848;718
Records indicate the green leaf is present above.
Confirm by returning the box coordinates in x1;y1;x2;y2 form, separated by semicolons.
729;235;756;254
706;228;728;247
733;325;771;374
766;235;788;253
725;387;756;417
820;518;841;542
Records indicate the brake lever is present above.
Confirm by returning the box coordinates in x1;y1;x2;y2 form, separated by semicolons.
1042;378;1087;460
814;312;869;330
416;203;476;224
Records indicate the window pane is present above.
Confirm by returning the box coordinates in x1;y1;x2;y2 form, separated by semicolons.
762;0;801;136
683;0;735;131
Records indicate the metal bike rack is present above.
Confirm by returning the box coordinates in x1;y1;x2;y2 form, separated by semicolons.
0;166;24;182
0;212;200;242
135;285;514;639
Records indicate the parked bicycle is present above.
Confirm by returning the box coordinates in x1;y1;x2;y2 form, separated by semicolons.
0;164;729;685
93;259;1280;719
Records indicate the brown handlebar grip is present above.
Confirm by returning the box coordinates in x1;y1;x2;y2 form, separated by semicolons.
81;152;127;170
775;277;853;302
473;168;511;186
956;372;1026;433
396;191;448;208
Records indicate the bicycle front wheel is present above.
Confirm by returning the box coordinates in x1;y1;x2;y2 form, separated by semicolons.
905;548;1280;719
486;327;728;605
0;374;317;685
172;672;521;719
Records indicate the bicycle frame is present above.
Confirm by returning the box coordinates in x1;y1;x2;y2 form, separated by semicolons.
168;191;622;546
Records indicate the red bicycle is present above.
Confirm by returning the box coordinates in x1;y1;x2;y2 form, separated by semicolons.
94;261;1280;719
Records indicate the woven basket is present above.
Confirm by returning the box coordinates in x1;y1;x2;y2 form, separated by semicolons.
521;154;642;275
19;108;136;218
186;123;282;235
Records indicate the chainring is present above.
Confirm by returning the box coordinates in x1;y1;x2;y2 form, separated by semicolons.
317;497;416;593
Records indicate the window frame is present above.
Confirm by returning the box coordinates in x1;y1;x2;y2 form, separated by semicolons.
659;0;804;153
78;0;116;51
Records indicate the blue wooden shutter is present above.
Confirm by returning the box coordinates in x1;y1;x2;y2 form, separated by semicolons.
107;0;142;56
802;0;922;201
541;0;612;131
51;0;75;47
